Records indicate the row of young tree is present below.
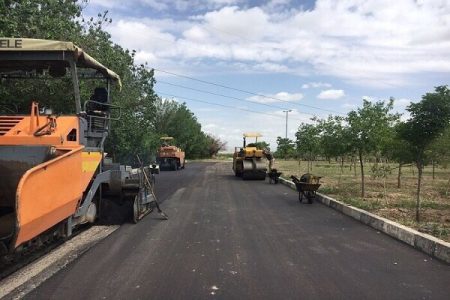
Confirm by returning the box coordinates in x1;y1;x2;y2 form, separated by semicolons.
0;0;225;163
275;86;450;221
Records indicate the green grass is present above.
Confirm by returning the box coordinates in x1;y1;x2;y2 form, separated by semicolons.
341;197;383;211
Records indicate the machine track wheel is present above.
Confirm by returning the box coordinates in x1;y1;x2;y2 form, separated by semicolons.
132;196;140;224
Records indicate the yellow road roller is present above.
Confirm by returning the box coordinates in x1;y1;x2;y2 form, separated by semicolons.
232;133;269;180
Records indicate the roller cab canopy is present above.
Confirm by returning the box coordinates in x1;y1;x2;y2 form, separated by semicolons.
0;38;121;87
243;132;262;138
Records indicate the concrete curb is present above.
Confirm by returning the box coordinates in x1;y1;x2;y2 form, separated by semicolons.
279;177;450;264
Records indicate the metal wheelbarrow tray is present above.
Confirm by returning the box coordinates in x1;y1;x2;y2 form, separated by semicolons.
294;182;321;204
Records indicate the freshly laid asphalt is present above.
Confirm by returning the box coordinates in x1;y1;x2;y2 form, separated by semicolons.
27;162;449;300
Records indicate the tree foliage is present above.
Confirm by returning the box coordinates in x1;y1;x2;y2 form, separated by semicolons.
316;116;350;162
296;122;321;171
206;135;227;157
397;86;450;221
275;137;295;159
346;99;398;197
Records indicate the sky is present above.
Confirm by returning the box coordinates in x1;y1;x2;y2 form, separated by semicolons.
84;0;450;151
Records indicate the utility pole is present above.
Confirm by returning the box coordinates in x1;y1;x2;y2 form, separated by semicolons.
283;109;292;139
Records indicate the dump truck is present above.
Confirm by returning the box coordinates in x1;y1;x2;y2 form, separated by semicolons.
0;38;158;255
157;137;185;171
232;133;269;180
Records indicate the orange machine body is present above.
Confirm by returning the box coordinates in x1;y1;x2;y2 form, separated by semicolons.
157;144;185;171
158;145;185;161
0;105;102;248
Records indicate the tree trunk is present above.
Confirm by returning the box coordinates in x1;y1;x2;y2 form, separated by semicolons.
416;161;423;222
432;160;435;180
337;156;343;186
397;163;402;189
354;157;357;177
359;149;365;198
446;177;450;196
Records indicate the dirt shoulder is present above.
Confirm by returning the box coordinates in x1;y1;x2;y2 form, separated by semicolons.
275;159;450;242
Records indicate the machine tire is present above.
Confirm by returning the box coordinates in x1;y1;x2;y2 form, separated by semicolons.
172;161;177;171
132;196;140;224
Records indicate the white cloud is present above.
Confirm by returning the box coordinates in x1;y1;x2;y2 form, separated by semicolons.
88;0;124;9
90;0;242;11
253;62;290;73
111;20;177;53
393;98;411;108
140;0;169;10
317;89;345;100
201;6;270;42
342;103;357;110
203;123;218;129
182;25;210;41
302;82;332;89
248;92;303;103
362;95;377;102
97;0;450;86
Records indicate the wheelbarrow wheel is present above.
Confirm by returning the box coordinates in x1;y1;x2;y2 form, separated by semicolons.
307;191;314;204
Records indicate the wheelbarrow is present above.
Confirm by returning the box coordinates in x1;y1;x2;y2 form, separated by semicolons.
290;174;322;204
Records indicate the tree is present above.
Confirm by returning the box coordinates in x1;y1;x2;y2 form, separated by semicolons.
275;137;295;160
427;126;450;174
397;86;450;221
317;116;350;173
346;99;398;198
151;98;211;158
387;126;415;188
248;141;270;151
206;135;227;157
0;0;85;41
296;122;321;172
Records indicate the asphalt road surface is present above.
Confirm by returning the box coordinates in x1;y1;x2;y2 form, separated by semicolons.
27;162;450;300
